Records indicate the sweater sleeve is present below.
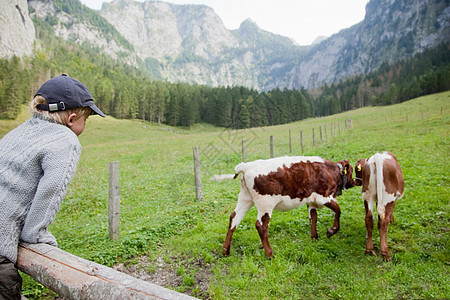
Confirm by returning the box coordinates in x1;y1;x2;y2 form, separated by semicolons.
20;137;81;246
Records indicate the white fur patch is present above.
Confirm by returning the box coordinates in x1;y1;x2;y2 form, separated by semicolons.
365;152;398;219
366;151;392;165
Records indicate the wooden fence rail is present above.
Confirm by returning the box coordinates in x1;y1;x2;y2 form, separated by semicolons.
17;243;197;300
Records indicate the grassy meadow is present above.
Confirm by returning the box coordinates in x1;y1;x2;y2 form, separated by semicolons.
1;92;449;299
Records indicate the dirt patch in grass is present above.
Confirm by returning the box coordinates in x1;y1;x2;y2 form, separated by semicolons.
113;251;214;299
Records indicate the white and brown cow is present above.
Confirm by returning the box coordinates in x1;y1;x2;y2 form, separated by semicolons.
223;156;355;258
354;151;404;261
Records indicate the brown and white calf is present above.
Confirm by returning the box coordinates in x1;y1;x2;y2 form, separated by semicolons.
222;156;355;258
354;151;404;261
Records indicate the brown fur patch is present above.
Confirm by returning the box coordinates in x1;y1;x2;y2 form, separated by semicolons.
253;160;346;199
382;152;404;195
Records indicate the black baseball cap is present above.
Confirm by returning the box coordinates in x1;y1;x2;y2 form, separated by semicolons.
35;74;105;117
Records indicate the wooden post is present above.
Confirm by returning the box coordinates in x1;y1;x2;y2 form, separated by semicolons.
289;129;292;153
108;161;120;241
242;138;246;162
300;131;304;153
193;146;203;201
270;136;274;158
319;126;323;142
17;243;196;300
324;124;327;140
312;128;315;146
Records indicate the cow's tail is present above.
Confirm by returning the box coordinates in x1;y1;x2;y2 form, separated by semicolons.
374;153;385;219
233;162;245;179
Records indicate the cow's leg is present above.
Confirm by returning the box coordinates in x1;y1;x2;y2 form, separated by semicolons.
364;200;375;256
308;206;319;240
254;197;278;258
324;200;340;238
223;188;253;256
390;201;396;224
379;201;395;261
255;213;273;258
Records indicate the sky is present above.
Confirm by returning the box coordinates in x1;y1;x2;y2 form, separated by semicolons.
79;0;368;45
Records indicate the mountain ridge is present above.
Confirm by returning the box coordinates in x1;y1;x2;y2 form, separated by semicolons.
98;0;450;90
2;0;449;91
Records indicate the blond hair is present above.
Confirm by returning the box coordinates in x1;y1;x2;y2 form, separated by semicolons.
30;95;92;124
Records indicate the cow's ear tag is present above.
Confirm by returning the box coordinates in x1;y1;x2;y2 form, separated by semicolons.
344;167;348;175
357;164;361;172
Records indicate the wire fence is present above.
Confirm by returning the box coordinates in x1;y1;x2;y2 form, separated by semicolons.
54;101;448;242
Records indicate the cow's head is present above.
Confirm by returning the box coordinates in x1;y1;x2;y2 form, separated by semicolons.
354;159;366;186
337;160;355;190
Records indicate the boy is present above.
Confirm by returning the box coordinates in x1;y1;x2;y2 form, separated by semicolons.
0;74;105;299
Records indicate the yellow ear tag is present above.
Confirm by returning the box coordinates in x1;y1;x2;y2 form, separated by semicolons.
357;164;361;172
344;168;347;175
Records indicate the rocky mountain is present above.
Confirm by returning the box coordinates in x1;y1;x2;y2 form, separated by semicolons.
28;0;136;65
1;0;449;91
102;0;450;90
0;0;35;58
99;0;309;88
296;0;450;88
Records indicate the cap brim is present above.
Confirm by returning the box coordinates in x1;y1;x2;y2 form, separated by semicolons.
89;103;106;117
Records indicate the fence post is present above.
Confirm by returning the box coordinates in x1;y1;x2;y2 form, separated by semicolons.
270;136;274;158
313;128;315;146
193;146;203;201
108;161;120;241
242;138;246;163
319;126;323;142
300;131;304;153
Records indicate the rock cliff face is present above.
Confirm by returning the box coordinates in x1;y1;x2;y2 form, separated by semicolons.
0;0;35;58
295;0;450;88
98;0;449;90
28;0;136;65
100;1;307;89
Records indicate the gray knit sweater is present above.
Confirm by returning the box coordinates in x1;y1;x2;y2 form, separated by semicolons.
0;115;81;263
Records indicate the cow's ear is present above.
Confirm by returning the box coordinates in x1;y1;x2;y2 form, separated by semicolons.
340;164;348;175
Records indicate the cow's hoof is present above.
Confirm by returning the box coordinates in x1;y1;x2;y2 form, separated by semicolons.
264;250;274;258
327;227;339;238
365;250;375;256
381;252;392;261
311;234;319;240
223;248;230;256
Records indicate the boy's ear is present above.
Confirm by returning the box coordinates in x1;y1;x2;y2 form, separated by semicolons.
66;113;77;127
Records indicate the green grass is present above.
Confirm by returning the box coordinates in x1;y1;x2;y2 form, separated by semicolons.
2;92;449;299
